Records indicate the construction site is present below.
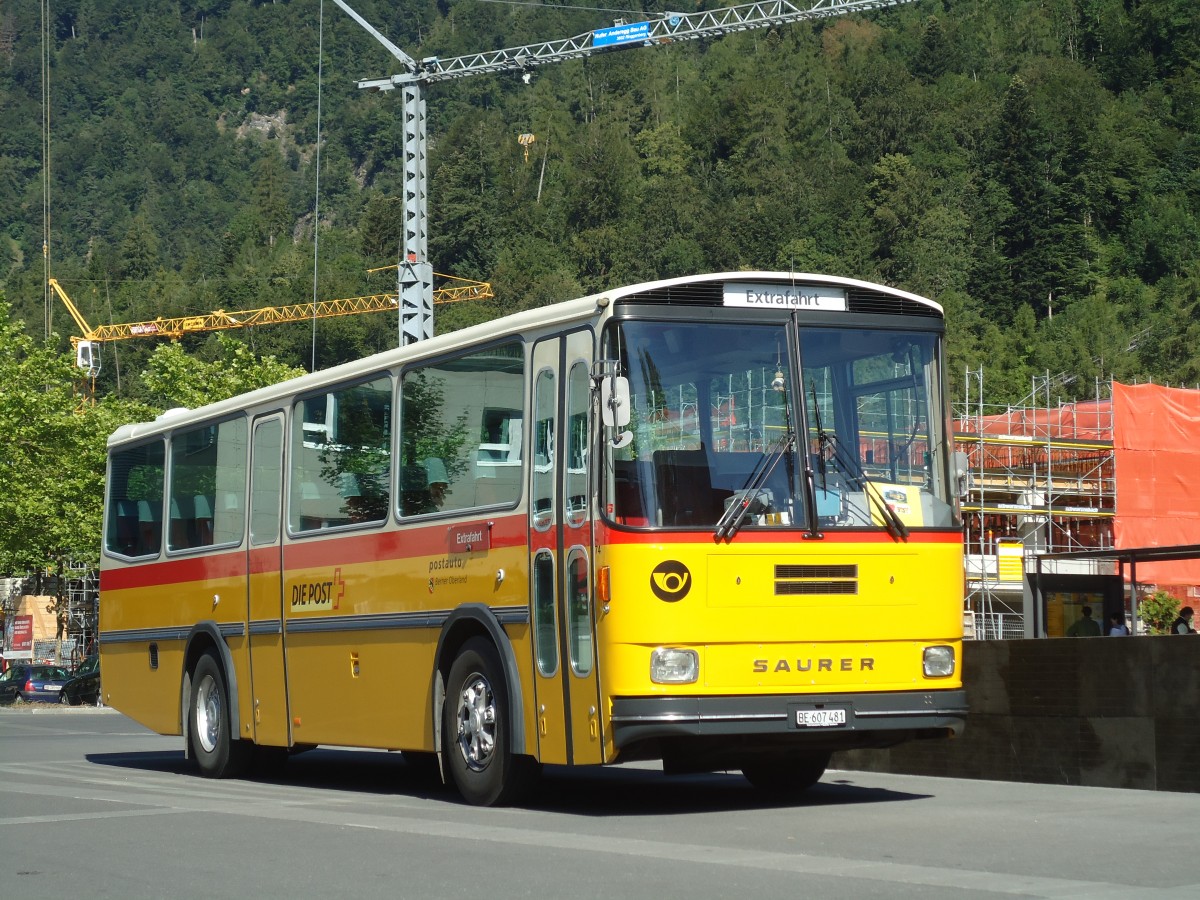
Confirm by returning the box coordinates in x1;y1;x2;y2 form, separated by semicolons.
955;373;1200;640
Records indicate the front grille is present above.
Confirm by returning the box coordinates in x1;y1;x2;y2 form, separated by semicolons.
774;563;858;596
775;564;857;579
775;581;859;595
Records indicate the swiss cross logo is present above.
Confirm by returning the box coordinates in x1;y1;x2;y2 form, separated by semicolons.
333;568;345;609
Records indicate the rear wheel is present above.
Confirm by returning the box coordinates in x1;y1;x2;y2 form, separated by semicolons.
189;651;251;778
443;638;537;806
741;751;830;796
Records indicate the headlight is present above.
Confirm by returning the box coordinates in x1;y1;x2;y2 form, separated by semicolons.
923;645;955;677
650;648;698;684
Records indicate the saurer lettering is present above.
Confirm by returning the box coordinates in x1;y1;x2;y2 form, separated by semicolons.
753;658;875;673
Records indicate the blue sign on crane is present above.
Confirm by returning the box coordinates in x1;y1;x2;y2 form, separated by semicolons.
592;21;651;48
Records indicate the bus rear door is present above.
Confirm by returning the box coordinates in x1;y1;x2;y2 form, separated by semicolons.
246;413;290;747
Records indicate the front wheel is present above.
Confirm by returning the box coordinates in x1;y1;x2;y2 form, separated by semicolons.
741;751;831;796
188;651;251;778
443;638;537;806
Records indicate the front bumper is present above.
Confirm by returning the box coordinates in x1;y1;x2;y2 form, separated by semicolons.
611;689;967;751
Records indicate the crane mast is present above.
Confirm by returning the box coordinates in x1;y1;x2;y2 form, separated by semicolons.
334;0;917;343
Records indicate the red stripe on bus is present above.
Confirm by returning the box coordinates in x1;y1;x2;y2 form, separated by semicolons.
102;514;531;591
248;546;280;575
595;524;961;546
281;515;528;569
101;552;248;591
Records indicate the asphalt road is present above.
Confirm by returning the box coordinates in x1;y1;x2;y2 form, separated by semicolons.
2;707;1198;899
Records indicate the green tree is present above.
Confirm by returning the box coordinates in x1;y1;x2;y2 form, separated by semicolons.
0;298;152;576
1138;589;1181;635
140;333;306;410
116;207;164;282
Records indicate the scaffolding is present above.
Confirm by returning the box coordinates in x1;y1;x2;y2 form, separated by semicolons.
955;369;1116;638
63;562;98;664
0;567;97;666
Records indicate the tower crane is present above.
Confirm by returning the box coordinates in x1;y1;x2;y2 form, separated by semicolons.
333;0;918;344
48;272;492;385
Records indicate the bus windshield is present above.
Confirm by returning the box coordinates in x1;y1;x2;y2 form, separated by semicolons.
605;319;956;531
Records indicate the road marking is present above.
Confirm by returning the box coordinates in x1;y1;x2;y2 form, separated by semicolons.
0;808;187;825
0;769;1194;897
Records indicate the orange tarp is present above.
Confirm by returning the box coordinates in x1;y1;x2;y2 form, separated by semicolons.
957;399;1111;442
1112;383;1200;584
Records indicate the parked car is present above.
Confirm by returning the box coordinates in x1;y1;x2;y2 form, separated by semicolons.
0;664;72;704
61;654;102;706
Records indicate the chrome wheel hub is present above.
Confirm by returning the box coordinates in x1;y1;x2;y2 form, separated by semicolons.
454;672;496;771
195;674;220;753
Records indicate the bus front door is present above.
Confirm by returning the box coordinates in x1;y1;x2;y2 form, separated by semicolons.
246;413;290;748
529;332;603;767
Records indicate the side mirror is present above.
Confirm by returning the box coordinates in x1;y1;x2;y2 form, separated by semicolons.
601;376;631;427
953;451;971;499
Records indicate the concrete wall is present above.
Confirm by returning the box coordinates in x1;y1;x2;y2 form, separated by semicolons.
833;636;1200;793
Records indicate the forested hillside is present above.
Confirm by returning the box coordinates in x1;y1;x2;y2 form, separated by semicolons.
2;0;1197;405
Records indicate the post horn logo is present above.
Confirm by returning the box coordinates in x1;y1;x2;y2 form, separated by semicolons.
650;560;692;602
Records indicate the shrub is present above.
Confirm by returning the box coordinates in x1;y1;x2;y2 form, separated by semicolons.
1138;590;1181;635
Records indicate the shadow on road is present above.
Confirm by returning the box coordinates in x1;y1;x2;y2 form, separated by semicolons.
85;746;930;815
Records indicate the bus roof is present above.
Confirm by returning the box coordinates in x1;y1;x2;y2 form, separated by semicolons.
107;272;939;447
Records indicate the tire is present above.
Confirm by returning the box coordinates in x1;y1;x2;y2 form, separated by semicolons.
741;751;831;796
188;651;251;778
442;637;538;806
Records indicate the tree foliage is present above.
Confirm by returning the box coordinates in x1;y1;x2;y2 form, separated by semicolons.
1138;589;1182;636
0;0;1196;415
0;297;152;573
0;296;305;577
140;333;306;409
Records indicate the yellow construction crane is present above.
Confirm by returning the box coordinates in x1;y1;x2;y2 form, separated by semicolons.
49;273;492;403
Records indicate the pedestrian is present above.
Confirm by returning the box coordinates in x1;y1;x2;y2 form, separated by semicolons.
1170;606;1195;635
1106;611;1130;636
1066;605;1101;637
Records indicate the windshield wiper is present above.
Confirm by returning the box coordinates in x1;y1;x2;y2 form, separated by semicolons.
810;383;908;541
714;431;795;541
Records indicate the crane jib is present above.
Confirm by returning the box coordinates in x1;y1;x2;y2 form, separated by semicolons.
351;0;918;89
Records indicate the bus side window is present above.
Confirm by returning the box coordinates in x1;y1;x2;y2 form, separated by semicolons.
400;342;524;517
106;441;165;557
291;376;392;531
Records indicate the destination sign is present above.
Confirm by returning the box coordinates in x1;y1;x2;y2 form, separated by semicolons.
593;21;650;48
724;282;847;311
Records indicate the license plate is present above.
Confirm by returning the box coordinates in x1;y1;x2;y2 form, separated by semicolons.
44;685;62;691
794;708;845;728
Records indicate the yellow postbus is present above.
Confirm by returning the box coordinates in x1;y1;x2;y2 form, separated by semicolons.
100;272;966;805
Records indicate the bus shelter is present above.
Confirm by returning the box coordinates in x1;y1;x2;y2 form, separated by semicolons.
1030;544;1200;637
